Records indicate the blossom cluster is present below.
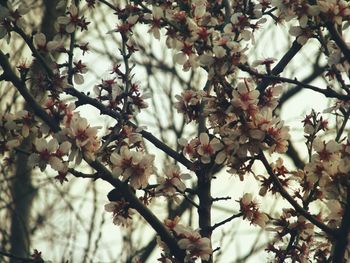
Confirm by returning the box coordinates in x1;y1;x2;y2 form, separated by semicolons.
62;112;100;163
104;199;136;227
178;133;224;164
28;138;71;173
177;79;290;177
267;210;316;262
110;146;155;189
45;99;101;165
57;4;90;33
155;164;191;203
159;216;212;262
260;116;350;261
239;193;269;228
0;96;101;182
0;2;29;42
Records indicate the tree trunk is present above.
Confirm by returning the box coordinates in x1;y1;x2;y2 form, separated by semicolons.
9;1;65;260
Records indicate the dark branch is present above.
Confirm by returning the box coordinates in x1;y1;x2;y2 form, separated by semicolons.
256;40;303;92
331;184;350;263
240;64;349;101
258;151;335;237
0;51;60;133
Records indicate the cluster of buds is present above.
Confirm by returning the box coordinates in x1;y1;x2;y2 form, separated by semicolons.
93;77;149;117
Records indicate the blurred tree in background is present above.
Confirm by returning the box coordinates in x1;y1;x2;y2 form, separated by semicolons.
0;0;350;262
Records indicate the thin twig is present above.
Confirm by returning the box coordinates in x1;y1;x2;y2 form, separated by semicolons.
210;212;243;232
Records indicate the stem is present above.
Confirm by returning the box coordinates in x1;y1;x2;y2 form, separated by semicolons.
67;32;76;84
210;212;243;231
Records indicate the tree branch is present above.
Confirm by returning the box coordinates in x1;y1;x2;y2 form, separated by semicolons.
256;40;303;92
240;64;350;101
258;151;335;237
196;167;213;263
278;63;326;107
0;51;60;133
7;25;195;171
324;22;350;64
331;184;350;263
88;158;186;261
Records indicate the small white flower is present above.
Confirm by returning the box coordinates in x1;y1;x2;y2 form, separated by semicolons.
105;201;135;227
28;138;68;172
197;133;223;164
57;4;79;33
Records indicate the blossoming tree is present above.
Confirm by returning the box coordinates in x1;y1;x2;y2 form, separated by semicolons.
0;0;350;262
